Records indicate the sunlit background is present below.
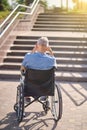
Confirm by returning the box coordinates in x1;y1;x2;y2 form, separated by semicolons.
47;0;74;8
7;0;87;12
46;0;87;11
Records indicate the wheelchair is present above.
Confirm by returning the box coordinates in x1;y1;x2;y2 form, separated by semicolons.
14;67;62;123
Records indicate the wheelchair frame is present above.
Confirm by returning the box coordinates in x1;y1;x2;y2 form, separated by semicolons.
14;69;62;123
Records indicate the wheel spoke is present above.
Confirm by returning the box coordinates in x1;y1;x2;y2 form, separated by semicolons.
51;83;62;121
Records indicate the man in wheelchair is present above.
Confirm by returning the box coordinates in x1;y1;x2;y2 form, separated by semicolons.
20;37;56;103
14;37;62;122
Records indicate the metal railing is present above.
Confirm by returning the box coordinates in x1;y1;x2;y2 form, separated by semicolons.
0;0;40;38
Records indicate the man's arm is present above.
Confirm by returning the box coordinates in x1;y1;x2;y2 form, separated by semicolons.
31;44;37;53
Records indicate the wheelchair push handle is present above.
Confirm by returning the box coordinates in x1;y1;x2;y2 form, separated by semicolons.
21;70;26;76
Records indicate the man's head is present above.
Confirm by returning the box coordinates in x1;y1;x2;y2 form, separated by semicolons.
37;37;49;47
36;37;49;53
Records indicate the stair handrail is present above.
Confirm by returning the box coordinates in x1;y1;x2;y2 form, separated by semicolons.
0;0;40;38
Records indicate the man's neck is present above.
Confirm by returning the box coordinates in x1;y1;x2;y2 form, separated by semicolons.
37;50;45;54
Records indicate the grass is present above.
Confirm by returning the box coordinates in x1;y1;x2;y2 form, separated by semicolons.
0;7;27;22
0;10;11;21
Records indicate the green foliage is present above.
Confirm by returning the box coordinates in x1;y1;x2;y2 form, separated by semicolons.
40;0;48;9
24;0;35;5
0;0;10;11
1;0;9;6
16;0;24;4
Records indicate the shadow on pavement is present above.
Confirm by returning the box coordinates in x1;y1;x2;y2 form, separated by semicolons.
58;82;87;106
0;111;58;130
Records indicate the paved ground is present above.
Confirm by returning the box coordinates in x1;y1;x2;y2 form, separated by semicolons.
0;80;87;130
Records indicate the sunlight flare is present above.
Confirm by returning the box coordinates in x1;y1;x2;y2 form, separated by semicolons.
80;0;87;2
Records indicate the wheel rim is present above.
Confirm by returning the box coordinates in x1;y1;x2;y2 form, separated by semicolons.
51;84;60;121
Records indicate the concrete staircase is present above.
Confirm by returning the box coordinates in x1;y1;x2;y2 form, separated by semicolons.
32;13;87;32
0;13;87;82
0;35;87;82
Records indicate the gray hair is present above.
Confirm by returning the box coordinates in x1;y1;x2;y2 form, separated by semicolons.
37;37;49;46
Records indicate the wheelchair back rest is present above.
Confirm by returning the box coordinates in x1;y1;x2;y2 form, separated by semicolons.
25;67;55;84
24;67;55;96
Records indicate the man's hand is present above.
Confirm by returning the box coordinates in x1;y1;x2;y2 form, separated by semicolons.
46;47;54;56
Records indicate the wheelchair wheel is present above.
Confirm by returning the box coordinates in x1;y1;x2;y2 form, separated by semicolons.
14;103;18;112
51;83;62;122
15;85;24;123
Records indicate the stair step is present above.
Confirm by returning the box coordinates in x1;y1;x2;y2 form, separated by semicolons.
7;50;29;56
0;63;20;70
7;50;87;58
55;72;87;82
35;21;87;25
16;36;87;41
57;64;87;72
10;44;87;52
12;44;87;48
0;70;20;80
11;45;33;50
0;70;87;82
32;28;86;32
8;50;87;55
36;18;87;22
1;62;87;72
13;40;87;46
0;70;20;75
38;16;87;19
33;24;85;28
56;58;87;64
4;56;23;63
3;56;87;64
39;13;87;18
